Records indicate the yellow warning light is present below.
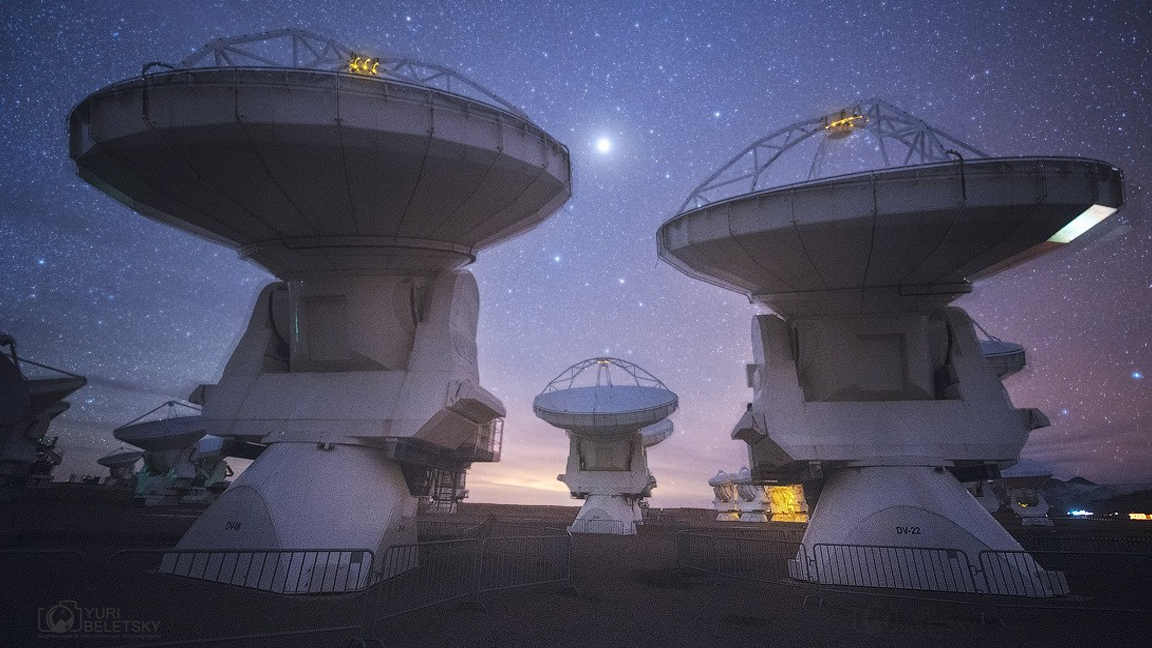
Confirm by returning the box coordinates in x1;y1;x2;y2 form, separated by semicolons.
824;113;867;139
348;55;380;76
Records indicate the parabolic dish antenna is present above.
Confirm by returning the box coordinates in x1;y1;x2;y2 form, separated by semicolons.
113;402;206;452
70;27;569;278
534;358;678;534
656;98;1123;596
533;358;677;437
640;419;674;448
707;470;733;488
659;99;1123;317
97;447;144;469
70;27;571;590
980;339;1027;378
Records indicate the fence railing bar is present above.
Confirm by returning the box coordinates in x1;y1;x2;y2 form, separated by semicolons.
230;552;242;585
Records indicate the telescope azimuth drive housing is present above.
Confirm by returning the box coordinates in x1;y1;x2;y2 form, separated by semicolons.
658;99;1123;596
70;28;571;591
534;358;678;534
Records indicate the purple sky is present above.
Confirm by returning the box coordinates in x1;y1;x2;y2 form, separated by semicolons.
1;0;1148;507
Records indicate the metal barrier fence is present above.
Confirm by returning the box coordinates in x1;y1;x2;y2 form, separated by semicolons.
157;548;374;594
21;548;375;647
2;534;572;647
675;530;720;573
977;549;1152;597
716;535;805;583
372;533;574;620
569;518;634;535
705;524;807;543
1015;533;1152;554
485;522;571;537
417;518;487;540
673;531;803;582
417;517;572;541
809;544;977;593
674;530;1152;607
373;538;482;620
478;535;571;593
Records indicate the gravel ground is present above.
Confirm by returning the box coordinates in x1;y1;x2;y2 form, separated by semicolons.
7;491;1152;647
375;522;1152;648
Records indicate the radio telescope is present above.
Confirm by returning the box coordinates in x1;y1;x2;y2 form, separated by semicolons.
731;467;769;522
658;99;1123;596
533;358;677;534
708;471;740;521
0;333;86;492
641;419;674;448
70;28;570;588
97;447;143;484
114;401;233;506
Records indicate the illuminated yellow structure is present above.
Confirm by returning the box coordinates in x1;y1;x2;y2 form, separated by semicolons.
767;485;808;523
823;112;866;139
348;55;380;75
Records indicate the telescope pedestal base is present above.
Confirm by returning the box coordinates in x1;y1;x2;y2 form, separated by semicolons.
737;499;769;523
568;495;639;535
167;442;417;592
713;500;740;522
790;464;1068;596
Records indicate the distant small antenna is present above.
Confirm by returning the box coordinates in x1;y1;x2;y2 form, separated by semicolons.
534;358;678;535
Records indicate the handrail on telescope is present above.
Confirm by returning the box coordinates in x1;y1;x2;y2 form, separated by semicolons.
540;357;669;393
679;98;990;212
668;155;1115;222
170;27;529;120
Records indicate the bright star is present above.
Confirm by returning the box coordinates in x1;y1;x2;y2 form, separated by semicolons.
595;137;612;154
1133;371;1144;380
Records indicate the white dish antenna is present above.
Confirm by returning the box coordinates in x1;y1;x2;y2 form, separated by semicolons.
113;401;206;452
640;419;674;448
533;358;678;535
97;447;144;469
707;470;733;488
533;358;677;437
657;99;1121;595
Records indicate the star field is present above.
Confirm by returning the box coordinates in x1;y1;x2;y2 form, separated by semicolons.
0;0;1149;506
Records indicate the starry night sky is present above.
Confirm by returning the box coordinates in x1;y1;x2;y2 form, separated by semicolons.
1;0;1149;507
